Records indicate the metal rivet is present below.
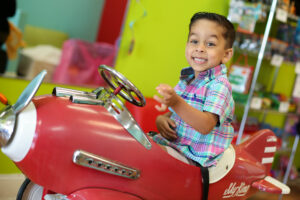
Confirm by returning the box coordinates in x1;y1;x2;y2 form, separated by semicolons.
97;162;102;167
87;159;93;165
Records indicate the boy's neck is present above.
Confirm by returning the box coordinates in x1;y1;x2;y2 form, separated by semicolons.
194;63;223;78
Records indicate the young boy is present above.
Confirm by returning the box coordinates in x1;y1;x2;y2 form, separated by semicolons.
153;12;235;167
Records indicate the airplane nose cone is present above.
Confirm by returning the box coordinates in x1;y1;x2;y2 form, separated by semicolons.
0;107;16;147
0;70;46;148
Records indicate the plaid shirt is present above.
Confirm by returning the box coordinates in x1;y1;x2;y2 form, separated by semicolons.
153;64;235;167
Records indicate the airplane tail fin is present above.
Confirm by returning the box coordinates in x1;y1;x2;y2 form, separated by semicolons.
252;176;290;194
239;129;278;173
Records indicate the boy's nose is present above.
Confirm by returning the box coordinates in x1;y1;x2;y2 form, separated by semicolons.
195;44;205;52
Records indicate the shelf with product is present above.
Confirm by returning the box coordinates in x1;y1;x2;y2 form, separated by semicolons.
228;0;300;185
230;54;299;140
233;28;300;65
228;0;300;134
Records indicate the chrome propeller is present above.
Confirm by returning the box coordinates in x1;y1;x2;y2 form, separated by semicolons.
12;70;47;114
0;70;47;147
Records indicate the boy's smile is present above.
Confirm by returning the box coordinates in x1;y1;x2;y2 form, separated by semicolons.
193;57;207;64
185;19;233;77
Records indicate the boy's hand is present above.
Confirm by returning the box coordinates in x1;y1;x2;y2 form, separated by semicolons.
156;114;177;141
153;84;179;112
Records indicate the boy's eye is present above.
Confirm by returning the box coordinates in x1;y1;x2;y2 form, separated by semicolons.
190;39;198;44
207;42;216;47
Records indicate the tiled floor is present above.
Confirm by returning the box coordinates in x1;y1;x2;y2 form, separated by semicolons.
0;174;299;200
0;174;25;200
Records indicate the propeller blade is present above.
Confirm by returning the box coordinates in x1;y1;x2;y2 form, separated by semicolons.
12;70;47;114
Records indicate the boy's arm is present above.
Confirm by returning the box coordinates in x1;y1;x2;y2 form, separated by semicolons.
171;96;218;134
156;112;177;141
154;84;218;135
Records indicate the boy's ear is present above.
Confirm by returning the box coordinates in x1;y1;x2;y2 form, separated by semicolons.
222;48;234;64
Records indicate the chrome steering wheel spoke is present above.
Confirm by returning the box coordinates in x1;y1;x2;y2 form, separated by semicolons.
98;65;146;107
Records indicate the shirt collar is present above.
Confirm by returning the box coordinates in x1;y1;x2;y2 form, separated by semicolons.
180;64;227;82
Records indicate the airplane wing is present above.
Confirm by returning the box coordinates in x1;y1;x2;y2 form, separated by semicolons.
252;176;290;194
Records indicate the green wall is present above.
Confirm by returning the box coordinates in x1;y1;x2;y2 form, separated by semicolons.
115;0;230;97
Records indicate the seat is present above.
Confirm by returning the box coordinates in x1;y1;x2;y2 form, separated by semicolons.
208;144;236;183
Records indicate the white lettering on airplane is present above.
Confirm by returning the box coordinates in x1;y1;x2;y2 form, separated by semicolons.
267;136;277;142
223;182;250;198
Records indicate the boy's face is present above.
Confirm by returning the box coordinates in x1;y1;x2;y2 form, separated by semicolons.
185;19;233;76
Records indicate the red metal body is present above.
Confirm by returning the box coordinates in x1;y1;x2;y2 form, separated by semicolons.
0;67;289;200
13;95;283;199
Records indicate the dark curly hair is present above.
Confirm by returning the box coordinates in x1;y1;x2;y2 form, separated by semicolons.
189;12;236;49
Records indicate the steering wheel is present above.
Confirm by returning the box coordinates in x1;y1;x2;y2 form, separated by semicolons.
98;65;146;107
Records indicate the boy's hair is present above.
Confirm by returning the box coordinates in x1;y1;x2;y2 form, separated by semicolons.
189;12;236;48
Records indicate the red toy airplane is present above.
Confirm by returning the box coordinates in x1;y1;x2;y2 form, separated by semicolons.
0;65;290;200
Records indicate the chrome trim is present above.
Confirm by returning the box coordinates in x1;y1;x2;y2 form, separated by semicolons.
0;106;16;147
73;150;140;180
98;88;151;149
92;87;106;96
44;194;69;200
104;95;152;150
70;95;104;106
53;87;98;99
